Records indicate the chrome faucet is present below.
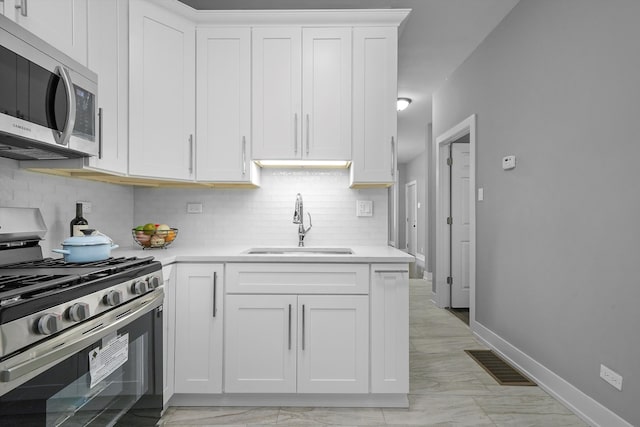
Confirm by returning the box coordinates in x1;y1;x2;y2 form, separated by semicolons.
293;193;312;247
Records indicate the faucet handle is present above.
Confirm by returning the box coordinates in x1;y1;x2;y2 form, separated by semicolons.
305;212;312;232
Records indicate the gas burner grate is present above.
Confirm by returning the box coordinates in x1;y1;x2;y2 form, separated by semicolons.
0;274;82;305
2;256;145;268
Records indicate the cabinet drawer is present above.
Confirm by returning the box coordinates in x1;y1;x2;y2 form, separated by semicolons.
226;263;369;294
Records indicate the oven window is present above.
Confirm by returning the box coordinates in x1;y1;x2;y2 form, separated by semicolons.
45;332;148;426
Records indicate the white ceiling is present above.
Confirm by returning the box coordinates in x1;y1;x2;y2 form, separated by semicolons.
179;0;520;163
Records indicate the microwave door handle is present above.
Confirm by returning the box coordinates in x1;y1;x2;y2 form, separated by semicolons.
52;65;76;147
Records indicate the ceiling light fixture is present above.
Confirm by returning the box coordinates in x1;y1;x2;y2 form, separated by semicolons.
397;97;412;111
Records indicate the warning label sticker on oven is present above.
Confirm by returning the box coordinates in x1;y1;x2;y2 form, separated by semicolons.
89;333;129;388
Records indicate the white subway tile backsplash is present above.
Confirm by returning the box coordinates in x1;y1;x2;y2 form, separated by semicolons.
2;159;388;255
0;158;134;255
134;169;388;247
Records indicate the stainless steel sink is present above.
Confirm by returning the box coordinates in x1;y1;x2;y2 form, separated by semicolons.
245;247;353;255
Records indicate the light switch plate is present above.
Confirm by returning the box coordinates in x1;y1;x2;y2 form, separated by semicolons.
356;200;373;217
503;155;516;170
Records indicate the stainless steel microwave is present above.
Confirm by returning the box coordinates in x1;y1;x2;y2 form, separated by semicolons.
0;14;98;160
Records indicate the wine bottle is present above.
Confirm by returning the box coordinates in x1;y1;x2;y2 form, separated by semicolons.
70;203;89;237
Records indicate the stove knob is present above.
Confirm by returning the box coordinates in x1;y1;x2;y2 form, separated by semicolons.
131;280;149;295
147;276;161;289
67;302;90;322
103;290;123;306
37;313;62;335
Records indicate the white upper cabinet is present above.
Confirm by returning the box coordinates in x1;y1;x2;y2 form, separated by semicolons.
128;0;195;180
196;27;259;185
5;0;88;65
252;27;302;160
350;27;398;187
302;28;352;161
252;27;351;161
86;0;128;175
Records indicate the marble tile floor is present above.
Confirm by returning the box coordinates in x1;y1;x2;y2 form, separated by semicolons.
160;279;587;427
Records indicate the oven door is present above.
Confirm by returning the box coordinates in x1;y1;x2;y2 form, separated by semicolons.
0;290;163;426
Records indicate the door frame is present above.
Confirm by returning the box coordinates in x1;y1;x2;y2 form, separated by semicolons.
404;180;418;254
434;115;476;328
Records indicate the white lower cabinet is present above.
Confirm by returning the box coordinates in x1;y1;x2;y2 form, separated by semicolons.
174;264;224;394
224;294;297;393
167;261;408;405
224;294;368;394
161;264;176;406
297;295;369;393
370;265;409;393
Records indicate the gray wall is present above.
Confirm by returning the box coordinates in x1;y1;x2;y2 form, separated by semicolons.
432;0;639;424
402;151;427;258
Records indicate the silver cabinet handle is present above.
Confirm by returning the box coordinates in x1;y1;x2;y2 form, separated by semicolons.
306;114;310;156
301;304;305;350
294;113;298;155
242;136;246;176
15;0;27;16
188;134;194;174
391;136;396;177
212;272;217;318
53;66;76;147
288;304;292;350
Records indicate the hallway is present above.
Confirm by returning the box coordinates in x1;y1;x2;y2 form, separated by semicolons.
160;279;586;426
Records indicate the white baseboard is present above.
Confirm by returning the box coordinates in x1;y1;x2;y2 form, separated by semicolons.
169;393;408;408
472;321;632;427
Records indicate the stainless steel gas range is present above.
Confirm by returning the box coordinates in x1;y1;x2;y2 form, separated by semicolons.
0;207;163;426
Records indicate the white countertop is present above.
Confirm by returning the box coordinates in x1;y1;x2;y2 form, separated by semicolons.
112;244;414;266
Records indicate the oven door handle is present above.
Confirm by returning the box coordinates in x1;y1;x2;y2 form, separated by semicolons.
0;290;163;384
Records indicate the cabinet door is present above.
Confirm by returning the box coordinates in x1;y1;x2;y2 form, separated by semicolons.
161;264;176;405
252;27;302;160
350;27;398;186
174;264;223;394
9;0;88;65
129;0;195;180
225;294;297;393
302;28;351;161
196;27;257;184
86;0;128;174
370;265;409;393
297;295;369;393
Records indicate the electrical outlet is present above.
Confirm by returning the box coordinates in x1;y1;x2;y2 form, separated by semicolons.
77;201;92;214
600;364;623;391
187;202;203;214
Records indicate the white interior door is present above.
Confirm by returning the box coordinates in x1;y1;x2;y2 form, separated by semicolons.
451;143;471;307
405;181;417;255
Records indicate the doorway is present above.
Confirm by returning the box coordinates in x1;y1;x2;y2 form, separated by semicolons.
405;180;417;255
435;115;476;329
450;142;470;308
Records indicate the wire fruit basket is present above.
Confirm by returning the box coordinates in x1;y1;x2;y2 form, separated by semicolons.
132;227;178;249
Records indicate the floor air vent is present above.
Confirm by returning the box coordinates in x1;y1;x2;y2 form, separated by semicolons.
465;350;536;386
